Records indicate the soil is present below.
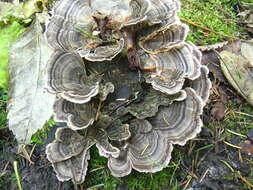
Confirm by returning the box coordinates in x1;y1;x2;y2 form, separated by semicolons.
0;123;75;190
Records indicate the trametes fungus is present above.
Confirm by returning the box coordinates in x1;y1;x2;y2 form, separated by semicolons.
45;0;211;184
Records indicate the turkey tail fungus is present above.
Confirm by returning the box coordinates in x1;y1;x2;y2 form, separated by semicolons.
45;0;211;183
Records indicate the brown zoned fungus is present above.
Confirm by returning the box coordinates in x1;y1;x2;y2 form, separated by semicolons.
45;0;211;184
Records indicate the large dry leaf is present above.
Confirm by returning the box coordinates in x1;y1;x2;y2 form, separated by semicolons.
219;41;253;106
8;15;55;144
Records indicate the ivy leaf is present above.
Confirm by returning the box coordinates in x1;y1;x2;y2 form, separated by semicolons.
8;15;55;144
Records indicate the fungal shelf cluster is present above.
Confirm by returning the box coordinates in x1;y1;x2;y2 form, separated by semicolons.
45;0;211;184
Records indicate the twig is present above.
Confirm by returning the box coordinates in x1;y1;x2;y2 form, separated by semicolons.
89;166;106;173
220;160;234;172
226;129;247;138
0;161;10;177
169;160;181;186
3;161;10;172
234;111;253;118
187;141;195;156
220;159;253;188
245;158;253;166
13;161;23;190
237;171;253;189
199;168;210;183
198;41;228;51
196;146;215;168
183;176;192;190
19;145;34;165
180;18;253;44
238;150;243;163
87;184;105;190
29;144;37;158
224;141;242;149
95;101;102;121
195;144;214;152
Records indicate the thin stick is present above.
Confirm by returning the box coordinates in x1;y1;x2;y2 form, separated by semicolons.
237;171;253;189
95;101;102;121
220;160;234;172
224;141;242;149
19;146;34;165
183;176;192;190
226;129;247;138
141;144;149;156
199;169;210;183
89;166;105;173
234;111;253;118
13;161;23;190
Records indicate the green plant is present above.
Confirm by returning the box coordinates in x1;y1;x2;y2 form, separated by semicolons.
0;22;25;88
30;119;55;144
179;0;243;45
0;88;7;129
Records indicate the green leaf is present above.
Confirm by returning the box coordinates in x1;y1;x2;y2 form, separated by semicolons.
0;21;25;88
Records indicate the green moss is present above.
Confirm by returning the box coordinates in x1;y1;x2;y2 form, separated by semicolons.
179;0;243;45
82;147;184;190
0;22;25;89
124;168;179;190
30;119;55;144
82;147;119;190
0;88;7;129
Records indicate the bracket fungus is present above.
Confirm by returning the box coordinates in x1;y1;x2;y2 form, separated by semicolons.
45;0;211;184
